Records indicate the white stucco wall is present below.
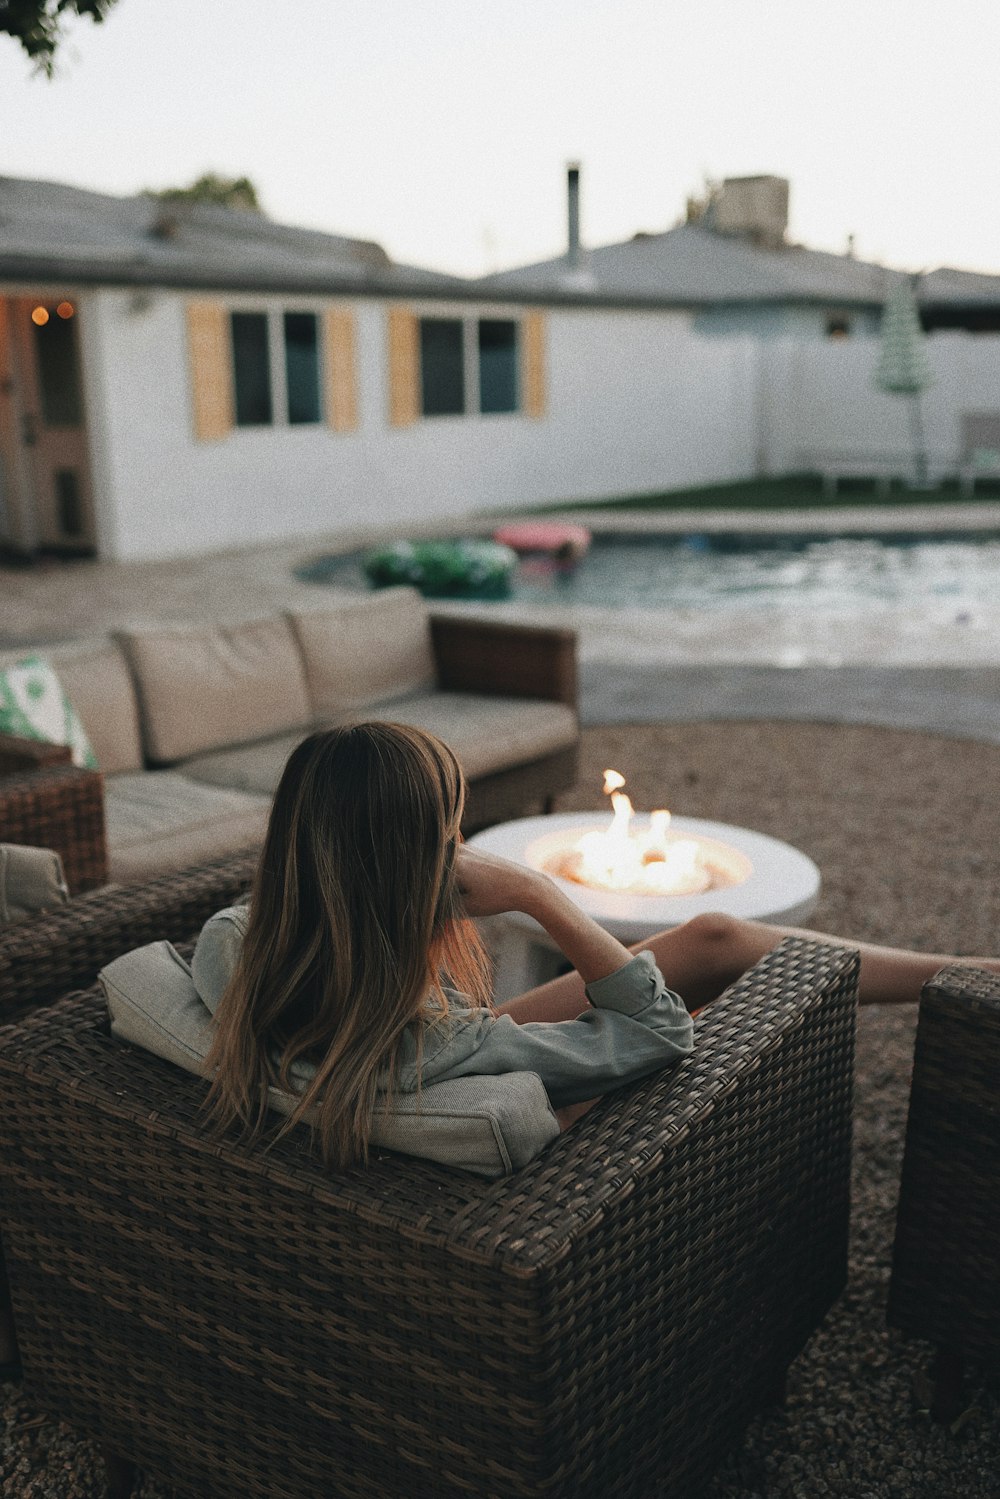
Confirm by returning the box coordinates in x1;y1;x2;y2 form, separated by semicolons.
82;289;1000;562
87;289;759;561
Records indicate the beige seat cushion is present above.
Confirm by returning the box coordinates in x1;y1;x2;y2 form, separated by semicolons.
105;771;269;883
117;616;312;765
0;843;70;925
286;587;436;717
325;692;578;780
0;637;143;774
179;730;309;797
100;940;559;1177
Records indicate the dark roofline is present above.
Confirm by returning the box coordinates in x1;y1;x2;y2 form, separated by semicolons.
0;254;896;313
0;253;460;300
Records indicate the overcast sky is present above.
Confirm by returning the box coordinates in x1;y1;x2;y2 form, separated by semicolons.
3;0;999;278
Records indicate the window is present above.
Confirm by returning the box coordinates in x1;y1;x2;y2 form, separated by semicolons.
229;309;327;427
478;319;519;413
231;312;272;425
412;314;526;419
420;318;465;416
284;311;321;424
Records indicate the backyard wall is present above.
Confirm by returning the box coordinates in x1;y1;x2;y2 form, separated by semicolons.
763;331;1000;474
85;289;759;561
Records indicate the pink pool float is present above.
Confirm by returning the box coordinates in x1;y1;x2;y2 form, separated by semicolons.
492;521;591;566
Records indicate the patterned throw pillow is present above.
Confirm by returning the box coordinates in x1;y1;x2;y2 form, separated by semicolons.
0;655;98;768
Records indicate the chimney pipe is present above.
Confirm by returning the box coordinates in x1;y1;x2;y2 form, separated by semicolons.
567;162;581;267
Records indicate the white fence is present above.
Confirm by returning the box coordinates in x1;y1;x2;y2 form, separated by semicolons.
761;331;1000;478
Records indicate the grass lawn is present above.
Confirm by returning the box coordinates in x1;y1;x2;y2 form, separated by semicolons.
536;473;1000;513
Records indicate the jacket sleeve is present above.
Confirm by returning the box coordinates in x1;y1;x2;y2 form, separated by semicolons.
191;905;249;1015
415;951;695;1108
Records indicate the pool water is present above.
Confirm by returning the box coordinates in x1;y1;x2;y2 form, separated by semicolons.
297;530;1000;613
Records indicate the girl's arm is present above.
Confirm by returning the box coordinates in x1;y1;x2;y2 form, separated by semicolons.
456;845;633;984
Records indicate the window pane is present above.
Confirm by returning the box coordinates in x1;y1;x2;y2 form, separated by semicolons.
33;313;83;426
284;312;321;424
231;312;272;425
478;319;519;414
420;318;465;416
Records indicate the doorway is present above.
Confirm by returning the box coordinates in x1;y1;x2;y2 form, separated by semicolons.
0;294;96;555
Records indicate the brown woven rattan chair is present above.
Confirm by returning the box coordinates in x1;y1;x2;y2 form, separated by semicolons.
887;964;1000;1421
0;849;258;1378
0;936;858;1499
0;731;108;893
0;847;258;1025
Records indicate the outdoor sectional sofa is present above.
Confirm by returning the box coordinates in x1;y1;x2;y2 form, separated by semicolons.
0;587;579;884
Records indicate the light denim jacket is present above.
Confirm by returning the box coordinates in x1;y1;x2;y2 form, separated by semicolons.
192;906;695;1108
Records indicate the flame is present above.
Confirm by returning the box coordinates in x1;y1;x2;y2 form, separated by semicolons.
570;771;712;895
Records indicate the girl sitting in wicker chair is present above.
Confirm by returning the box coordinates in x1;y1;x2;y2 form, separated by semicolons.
199;722;998;1170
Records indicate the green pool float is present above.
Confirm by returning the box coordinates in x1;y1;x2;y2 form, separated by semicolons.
363;539;517;599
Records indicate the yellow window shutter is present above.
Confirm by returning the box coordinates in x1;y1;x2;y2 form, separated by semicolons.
387;306;419;427
521;310;547;419
323;307;359;432
186;302;234;441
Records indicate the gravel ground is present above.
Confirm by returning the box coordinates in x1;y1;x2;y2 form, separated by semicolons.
3;721;1000;1497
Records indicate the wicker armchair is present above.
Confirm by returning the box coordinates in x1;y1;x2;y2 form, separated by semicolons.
887;965;1000;1421
0;732;108;893
0;850;259;1378
0;848;258;1024
0;937;858;1499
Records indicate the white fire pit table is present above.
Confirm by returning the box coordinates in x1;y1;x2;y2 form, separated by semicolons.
468;812;821;1004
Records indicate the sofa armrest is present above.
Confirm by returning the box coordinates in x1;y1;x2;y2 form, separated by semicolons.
429;614;578;708
0;848;258;1021
0;764;107;896
0;732;72;774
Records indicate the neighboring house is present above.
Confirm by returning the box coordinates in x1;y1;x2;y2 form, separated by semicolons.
478;174;1000;341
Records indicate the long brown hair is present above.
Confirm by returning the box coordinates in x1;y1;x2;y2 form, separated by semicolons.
204;722;492;1168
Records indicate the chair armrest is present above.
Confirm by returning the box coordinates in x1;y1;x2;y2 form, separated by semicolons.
0;848;258;1020
0;732;72;773
888;965;1000;1355
429;614;578;707
1;934;858;1244
0;764;107;895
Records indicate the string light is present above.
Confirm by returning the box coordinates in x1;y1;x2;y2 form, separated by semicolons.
31;306;49;326
56;301;75;319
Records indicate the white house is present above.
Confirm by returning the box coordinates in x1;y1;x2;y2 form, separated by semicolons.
2;173;999;564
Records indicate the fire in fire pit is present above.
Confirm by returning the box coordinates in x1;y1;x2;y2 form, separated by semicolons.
541;770;753;897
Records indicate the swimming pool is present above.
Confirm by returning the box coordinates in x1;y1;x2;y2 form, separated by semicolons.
296;530;1000;614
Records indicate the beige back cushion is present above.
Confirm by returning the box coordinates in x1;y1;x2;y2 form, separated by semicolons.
117;616;312;765
0;638;144;773
287;587;436;718
101;940;560;1177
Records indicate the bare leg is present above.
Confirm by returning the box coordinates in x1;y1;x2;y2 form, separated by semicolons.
496;911;1000;1023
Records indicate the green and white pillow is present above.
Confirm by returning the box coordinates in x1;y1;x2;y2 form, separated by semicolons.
0;655;97;768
